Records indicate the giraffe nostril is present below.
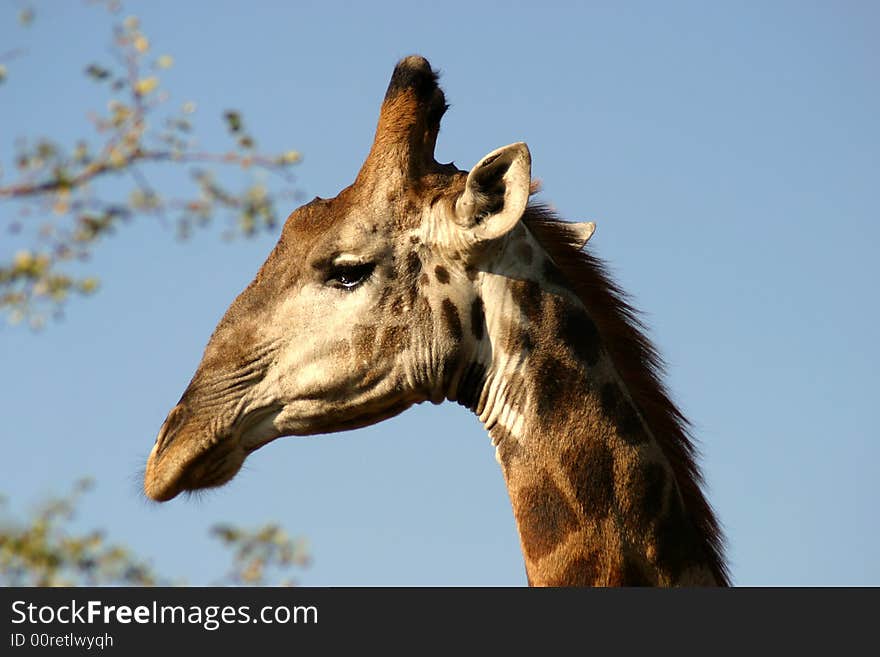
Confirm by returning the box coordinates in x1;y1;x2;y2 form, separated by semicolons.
155;403;190;456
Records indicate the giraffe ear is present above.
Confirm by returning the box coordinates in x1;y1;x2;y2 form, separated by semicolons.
454;142;531;241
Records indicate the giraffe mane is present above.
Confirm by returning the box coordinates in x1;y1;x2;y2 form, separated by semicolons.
522;203;730;585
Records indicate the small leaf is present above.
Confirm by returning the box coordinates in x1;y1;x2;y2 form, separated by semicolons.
108;149;126;168
85;64;111;81
73;142;90;164
223;110;242;133
133;76;159;96
78;278;99;295
52;199;69;215
18;8;34;27
156;54;173;69
13;251;34;270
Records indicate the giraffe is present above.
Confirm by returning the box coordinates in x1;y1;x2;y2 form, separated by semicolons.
144;55;728;586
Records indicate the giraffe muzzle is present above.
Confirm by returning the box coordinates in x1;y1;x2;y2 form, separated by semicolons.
144;402;282;502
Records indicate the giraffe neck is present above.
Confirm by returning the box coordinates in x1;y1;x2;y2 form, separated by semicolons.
447;230;720;586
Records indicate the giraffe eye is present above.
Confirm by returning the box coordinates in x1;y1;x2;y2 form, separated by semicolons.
326;262;375;290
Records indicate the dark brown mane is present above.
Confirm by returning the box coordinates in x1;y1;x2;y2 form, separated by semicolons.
523;204;730;585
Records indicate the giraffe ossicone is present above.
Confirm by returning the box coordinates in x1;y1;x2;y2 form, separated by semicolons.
144;55;728;587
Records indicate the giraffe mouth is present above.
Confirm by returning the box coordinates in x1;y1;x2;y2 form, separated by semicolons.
144;433;246;502
144;405;282;502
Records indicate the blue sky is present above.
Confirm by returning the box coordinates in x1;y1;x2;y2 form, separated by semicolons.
1;0;878;585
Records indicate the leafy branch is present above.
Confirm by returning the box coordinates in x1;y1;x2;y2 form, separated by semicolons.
0;478;310;586
212;524;311;586
0;478;159;586
0;3;303;328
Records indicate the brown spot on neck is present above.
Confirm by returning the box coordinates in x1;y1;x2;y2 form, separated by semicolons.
565;439;614;521
470;297;485;341
503;318;533;355
510;278;543;323
531;354;585;431
552;296;601;366
515;475;579;561
405;251;421;280
599;382;648;446
547;554;601;587
441;298;462;340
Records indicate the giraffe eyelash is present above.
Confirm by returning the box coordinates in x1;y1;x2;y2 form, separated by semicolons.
325;262;376;290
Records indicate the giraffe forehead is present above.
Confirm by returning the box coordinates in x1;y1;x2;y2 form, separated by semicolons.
303;217;399;259
279;188;432;259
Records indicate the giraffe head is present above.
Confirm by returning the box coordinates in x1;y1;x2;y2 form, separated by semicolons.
144;56;567;501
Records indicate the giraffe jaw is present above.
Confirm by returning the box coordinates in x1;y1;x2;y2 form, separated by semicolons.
143;392;419;502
